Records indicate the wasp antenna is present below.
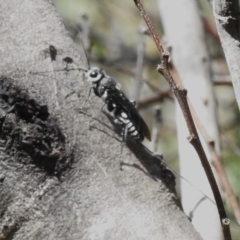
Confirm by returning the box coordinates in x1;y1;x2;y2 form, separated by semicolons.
79;35;91;70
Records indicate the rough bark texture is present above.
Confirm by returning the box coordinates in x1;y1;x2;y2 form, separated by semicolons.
212;0;240;109
0;0;202;239
158;0;223;239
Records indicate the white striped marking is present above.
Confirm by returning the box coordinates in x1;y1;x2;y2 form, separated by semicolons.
121;112;127;118
126;121;133;127
131;130;138;136
119;117;130;124
129;126;135;132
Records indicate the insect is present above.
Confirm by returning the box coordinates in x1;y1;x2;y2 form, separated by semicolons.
84;67;151;142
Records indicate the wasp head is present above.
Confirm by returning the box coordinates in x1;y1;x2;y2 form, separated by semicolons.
85;67;106;83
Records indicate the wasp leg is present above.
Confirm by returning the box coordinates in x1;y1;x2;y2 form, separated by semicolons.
112;119;126;169
88;103;106;129
113;118;122;125
130;100;136;107
118;124;129;170
101;103;106;111
122;124;129;142
119;144;124;171
80;86;93;110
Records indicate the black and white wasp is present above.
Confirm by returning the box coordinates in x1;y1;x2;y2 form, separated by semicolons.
84;67;151;142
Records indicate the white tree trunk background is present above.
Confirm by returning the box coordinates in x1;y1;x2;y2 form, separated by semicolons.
0;1;202;240
158;0;223;239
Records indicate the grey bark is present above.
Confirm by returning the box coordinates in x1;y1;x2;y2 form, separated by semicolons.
212;0;240;109
158;0;223;239
0;0;201;239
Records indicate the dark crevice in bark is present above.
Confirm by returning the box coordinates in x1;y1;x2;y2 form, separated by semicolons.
0;76;73;176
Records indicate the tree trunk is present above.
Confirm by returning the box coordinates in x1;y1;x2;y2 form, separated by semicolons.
212;0;240;109
0;1;201;239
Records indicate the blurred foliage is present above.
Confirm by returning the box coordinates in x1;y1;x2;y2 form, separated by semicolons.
54;0;240;237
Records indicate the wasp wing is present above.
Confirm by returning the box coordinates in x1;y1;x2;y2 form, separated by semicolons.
105;84;151;141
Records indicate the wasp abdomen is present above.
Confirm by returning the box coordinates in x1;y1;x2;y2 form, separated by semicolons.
116;111;144;141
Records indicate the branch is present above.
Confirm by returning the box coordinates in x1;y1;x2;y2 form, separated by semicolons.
189;101;240;225
202;14;221;44
213;75;232;86
137;88;172;109
133;0;231;239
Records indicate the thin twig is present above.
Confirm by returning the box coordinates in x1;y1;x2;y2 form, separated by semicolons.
202;14;221;44
113;64;158;90
137;89;172;109
168;47;239;224
133;0;231;239
189;101;240;225
213;75;232;86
